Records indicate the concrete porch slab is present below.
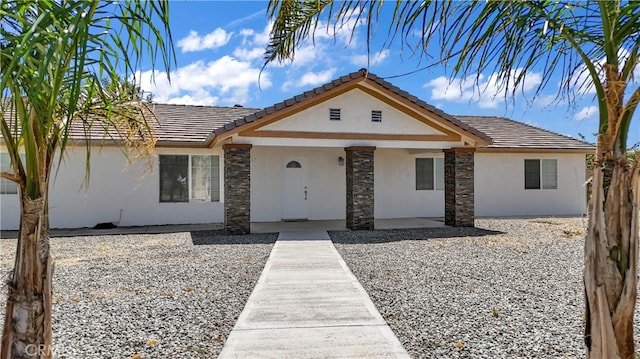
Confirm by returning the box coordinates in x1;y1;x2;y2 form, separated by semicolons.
251;217;445;233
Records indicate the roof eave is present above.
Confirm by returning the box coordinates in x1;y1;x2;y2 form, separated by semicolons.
476;146;595;154
155;140;211;148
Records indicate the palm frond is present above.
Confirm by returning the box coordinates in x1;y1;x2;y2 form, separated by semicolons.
0;0;175;195
265;0;638;150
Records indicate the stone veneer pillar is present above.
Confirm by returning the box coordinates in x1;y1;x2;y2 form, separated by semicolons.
444;148;475;227
223;144;252;235
345;146;376;230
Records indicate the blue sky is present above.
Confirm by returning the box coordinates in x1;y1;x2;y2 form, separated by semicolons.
136;1;639;147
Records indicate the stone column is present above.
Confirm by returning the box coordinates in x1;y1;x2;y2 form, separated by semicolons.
223;144;252;235
345;146;375;230
444;147;475;227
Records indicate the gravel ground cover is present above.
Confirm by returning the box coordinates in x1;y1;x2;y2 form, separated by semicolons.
331;217;640;359
0;230;276;358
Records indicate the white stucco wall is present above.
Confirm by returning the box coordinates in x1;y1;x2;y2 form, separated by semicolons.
261;88;445;135
375;149;445;218
250;147;447;223
0;190;19;231
251;146;346;222
475;152;587;217
1;146;588;230
239;88;466;150
1;146;225;230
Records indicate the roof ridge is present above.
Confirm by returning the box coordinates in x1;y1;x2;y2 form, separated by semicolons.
152;102;261;110
455;115;502;119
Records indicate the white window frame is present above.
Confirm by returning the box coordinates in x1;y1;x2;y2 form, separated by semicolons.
524;158;557;190
416;157;444;191
159;154;220;203
191;155;220;202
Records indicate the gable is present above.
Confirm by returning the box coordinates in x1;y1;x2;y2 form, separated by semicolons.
212;70;491;147
257;88;446;136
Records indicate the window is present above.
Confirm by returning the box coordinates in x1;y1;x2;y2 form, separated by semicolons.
371;110;382;122
524;159;557;189
329;108;341;121
416;157;444;190
1;153;18;195
160;155;220;202
191;155;220;202
434;158;444;190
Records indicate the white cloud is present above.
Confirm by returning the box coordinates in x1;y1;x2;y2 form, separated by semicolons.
240;28;255;37
251;23;272;47
238;23;271;47
313;12;363;47
166;92;219;106
244;17;361;69
233;23;274;63
350;49;390;67
135;56;272;106
177;29;233;53
574;105;598;121
573;48;638;96
233;47;265;62
282;68;336;90
425;69;543;109
532;94;560;108
287;44;326;67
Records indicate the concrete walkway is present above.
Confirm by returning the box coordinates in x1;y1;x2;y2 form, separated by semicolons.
218;230;410;359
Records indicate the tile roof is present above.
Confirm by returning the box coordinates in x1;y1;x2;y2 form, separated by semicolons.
454;115;594;151
1;72;596;152
1;102;259;147
150;103;259;145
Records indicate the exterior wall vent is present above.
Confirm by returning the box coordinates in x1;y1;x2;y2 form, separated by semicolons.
329;108;341;121
371;110;382;122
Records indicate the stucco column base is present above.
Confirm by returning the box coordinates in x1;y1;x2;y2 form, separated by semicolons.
345;146;375;230
224;144;252;235
444;148;475;227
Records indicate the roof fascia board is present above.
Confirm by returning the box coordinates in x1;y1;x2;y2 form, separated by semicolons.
210;80;364;146
216;77;487;146
357;80;491;146
237;129;460;142
476;147;594;154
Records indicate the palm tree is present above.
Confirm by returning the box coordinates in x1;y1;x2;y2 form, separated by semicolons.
0;1;174;357
265;1;639;358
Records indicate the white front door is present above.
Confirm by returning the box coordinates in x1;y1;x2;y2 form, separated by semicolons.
282;159;309;220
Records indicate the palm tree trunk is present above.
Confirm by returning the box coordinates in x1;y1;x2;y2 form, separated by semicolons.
1;195;53;359
584;155;639;359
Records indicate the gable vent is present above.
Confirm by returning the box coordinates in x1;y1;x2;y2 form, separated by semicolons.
329;108;341;121
371;110;382;122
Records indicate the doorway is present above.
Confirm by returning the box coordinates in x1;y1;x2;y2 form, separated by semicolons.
282;159;309;220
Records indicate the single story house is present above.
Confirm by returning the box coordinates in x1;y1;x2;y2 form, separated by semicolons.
0;69;593;234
